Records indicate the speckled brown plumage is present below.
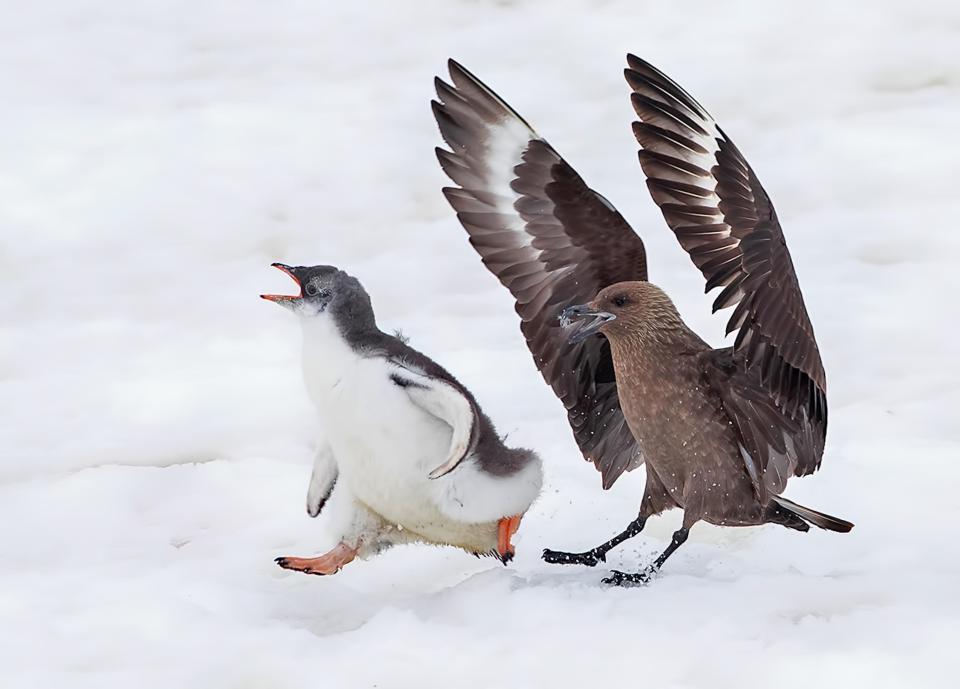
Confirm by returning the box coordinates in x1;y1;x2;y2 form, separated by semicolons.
433;56;852;585
550;281;850;585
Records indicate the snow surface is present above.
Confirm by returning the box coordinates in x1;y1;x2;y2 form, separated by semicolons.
2;1;958;687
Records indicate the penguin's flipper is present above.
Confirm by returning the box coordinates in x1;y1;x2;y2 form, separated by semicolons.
306;442;338;517
389;365;478;479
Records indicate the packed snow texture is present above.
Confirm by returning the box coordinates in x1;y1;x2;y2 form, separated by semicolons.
1;1;958;687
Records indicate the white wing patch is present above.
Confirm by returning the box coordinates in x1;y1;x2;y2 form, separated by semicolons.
389;364;478;480
484;117;537;234
435;62;547;260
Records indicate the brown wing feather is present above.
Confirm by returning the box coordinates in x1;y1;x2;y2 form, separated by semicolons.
434;59;648;488
701;348;824;502
625;54;827;486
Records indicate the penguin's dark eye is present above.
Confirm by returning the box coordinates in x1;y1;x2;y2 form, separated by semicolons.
305;283;319;296
612;295;629;308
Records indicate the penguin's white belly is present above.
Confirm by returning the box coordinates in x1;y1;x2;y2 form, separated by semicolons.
307;354;487;540
296;316;539;552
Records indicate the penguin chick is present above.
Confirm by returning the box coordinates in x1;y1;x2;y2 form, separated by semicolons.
262;263;543;575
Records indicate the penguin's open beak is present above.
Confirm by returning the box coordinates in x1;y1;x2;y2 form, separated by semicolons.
560;303;616;343
261;263;303;305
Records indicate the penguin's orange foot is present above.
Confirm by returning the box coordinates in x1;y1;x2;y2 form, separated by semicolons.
275;542;358;576
496;514;523;564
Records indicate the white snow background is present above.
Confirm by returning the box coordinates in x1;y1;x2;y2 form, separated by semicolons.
1;1;958;687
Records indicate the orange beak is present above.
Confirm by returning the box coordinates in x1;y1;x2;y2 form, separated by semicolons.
260;263;302;303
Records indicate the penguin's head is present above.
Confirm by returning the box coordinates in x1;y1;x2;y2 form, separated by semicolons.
261;263;375;327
